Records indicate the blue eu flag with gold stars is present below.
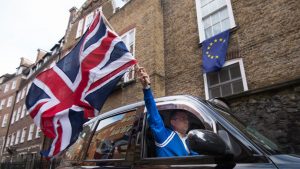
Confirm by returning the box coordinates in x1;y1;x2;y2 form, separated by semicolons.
202;30;230;73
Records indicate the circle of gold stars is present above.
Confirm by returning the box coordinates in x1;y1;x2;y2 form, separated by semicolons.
206;38;226;59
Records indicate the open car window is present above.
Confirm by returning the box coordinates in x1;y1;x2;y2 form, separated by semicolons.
86;110;138;160
59;121;97;162
143;108;207;158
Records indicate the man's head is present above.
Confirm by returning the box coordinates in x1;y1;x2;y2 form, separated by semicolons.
170;111;189;135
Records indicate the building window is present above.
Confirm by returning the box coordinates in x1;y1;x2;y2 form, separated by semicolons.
35;127;41;139
2;136;5;148
21;128;27;143
28;124;35;141
11;111;16;124
203;58;248;99
0;99;5;110
7;96;12;107
76;8;100;39
16;92;21;103
21;105;26;119
11;80;17;89
2;114;8;127
4;84;9;93
75;19;84;39
21;87;26;99
10;133;15;146
16;107;21;121
6;135;10;147
121;28;136;83
83;12;94;33
195;0;236;42
86;110;137;160
15;130;21;145
112;0;130;13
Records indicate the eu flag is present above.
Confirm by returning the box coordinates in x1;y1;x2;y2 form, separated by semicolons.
202;30;230;73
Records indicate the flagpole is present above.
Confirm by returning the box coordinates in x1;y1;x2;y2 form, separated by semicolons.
100;10;117;34
99;11;147;85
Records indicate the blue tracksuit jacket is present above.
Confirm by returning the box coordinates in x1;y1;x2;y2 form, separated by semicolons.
144;88;198;157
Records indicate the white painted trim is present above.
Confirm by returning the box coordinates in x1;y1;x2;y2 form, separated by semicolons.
195;0;236;43
226;0;236;28
203;58;248;99
195;0;205;43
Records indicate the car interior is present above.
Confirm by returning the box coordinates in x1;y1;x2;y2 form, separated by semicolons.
144;109;205;158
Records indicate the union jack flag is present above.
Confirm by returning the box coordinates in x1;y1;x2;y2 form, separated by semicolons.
25;12;137;157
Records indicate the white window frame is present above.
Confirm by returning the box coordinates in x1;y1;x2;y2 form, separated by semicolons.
203;58;248;99
21;105;26;119
195;0;236;42
27;83;32;94
16;107;21;121
121;28;136;83
15;130;21;145
11;80;16;89
0;99;5;110
11;111;16;124
76;19;84;39
7;96;12;107
16;92;21;103
10;133;15;146
1;114;8;127
28;124;34;141
21;128;27;143
6;135;10;147
83;12;94;33
112;0;130;13
21;87;26;99
4;84;9;93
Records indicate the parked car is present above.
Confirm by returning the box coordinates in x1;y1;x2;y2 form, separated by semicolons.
56;95;300;169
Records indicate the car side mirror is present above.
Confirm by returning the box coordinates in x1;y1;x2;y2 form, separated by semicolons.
188;129;227;156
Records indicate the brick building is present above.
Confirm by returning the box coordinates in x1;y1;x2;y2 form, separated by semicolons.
1;44;62;162
0;0;299;164
0;57;33;160
62;0;299;153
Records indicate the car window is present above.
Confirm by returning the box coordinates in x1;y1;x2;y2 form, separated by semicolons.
60;121;97;161
86;110;138;160
143;109;206;158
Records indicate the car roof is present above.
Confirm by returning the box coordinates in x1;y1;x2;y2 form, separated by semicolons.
84;95;205;126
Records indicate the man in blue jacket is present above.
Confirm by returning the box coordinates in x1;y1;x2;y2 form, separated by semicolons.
138;67;197;157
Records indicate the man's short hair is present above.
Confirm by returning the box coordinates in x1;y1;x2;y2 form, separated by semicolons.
170;110;186;120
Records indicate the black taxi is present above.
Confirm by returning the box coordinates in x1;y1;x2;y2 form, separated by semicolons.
56;95;300;169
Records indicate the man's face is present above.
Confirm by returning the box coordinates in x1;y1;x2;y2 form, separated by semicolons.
171;112;189;135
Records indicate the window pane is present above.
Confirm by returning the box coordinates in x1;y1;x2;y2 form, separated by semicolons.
232;80;244;94
220;69;230;82
203;17;211;29
219;7;229;20
87;110;137;160
230;63;241;79
212;23;221;35
207;71;219;85
210;86;221;98
205;27;213;39
221;83;232;97
221;18;230;31
211;12;220;25
63;122;96;161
